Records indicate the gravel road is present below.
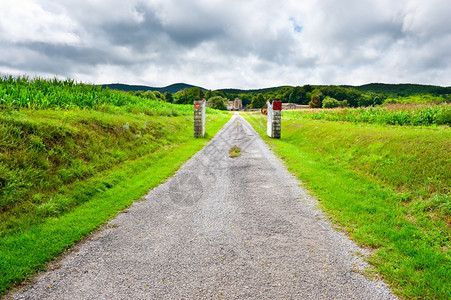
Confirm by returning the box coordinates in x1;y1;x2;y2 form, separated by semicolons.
12;113;395;299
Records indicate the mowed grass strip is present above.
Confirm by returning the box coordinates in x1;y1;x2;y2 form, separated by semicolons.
244;113;450;300
0;109;230;295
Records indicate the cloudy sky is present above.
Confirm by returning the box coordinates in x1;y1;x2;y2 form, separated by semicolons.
1;0;450;89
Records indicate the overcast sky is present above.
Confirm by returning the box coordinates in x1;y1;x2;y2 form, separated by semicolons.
1;0;450;89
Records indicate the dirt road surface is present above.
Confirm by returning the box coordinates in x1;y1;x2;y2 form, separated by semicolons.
12;113;395;299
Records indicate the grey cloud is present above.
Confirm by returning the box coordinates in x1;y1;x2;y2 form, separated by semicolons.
0;42;104;75
98;6;165;50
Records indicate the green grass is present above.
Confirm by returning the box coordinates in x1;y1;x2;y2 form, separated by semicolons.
384;94;450;105
1;109;196;217
0;110;230;295
244;113;450;299
0;76;232;295
284;104;451;126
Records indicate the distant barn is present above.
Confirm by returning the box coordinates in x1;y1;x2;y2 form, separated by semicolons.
227;98;243;111
282;103;309;110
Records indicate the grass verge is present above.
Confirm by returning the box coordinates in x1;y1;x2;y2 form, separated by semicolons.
244;112;450;299
0;110;230;295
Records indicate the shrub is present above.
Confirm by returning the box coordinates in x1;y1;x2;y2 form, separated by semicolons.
309;94;321;108
436;106;451;125
341;100;350;107
207;96;227;110
322;97;340;108
358;94;373;107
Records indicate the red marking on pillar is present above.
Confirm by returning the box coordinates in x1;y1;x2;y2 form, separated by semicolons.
273;101;282;110
194;103;201;109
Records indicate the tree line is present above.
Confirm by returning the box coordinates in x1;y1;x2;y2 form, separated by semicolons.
127;84;450;110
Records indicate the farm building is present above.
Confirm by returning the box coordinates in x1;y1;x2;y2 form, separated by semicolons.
282;103;309;110
227;98;243;111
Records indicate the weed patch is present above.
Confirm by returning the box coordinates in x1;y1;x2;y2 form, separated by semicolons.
228;145;241;158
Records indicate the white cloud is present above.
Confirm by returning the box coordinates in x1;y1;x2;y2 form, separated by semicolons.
0;0;80;45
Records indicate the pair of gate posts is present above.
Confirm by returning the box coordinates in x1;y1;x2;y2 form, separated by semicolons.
193;98;281;139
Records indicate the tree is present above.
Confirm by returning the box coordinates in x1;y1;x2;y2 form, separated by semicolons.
303;84;313;93
340;100;349;107
153;91;165;101
198;89;204;99
322;96;340;108
358;94;373;107
250;93;266;108
174;87;200;104
205;90;213;100
164;92;173;103
142;91;157;100
207;96;227;110
309;94;321;108
289;86;308;104
276;86;293;102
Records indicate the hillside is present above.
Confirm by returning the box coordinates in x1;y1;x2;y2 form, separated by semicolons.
103;82;451;98
103;83;206;94
344;83;451;95
216;86;292;94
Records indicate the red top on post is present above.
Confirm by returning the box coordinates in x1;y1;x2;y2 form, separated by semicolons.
272;101;282;111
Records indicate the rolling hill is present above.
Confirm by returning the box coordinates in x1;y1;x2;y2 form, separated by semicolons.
103;82;451;96
102;83;205;94
342;83;451;95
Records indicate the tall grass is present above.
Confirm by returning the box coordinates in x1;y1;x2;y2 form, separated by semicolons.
285;104;451;126
0;75;219;116
384;94;450;105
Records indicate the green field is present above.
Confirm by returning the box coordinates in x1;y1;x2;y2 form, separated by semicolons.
284;103;450;127
0;76;188;114
244;111;450;299
383;94;450;105
0;77;231;295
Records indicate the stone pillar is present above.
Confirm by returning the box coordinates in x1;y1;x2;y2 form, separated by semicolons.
194;99;206;138
267;100;281;139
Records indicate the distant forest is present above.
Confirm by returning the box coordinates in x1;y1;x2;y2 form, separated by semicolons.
103;83;451;109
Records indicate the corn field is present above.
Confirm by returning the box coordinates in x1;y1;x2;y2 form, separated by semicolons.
284;104;451;126
0;76;195;116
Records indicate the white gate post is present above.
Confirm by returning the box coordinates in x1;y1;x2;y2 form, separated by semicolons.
194;99;206;138
267;101;273;137
267;100;281;139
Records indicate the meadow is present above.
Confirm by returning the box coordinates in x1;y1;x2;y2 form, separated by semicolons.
245;110;450;299
0;77;230;295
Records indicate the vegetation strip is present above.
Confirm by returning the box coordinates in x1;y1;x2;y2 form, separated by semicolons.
244;113;450;299
0;113;230;295
284;104;450;127
0;77;231;295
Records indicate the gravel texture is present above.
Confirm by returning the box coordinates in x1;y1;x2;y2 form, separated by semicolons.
12;113;396;299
